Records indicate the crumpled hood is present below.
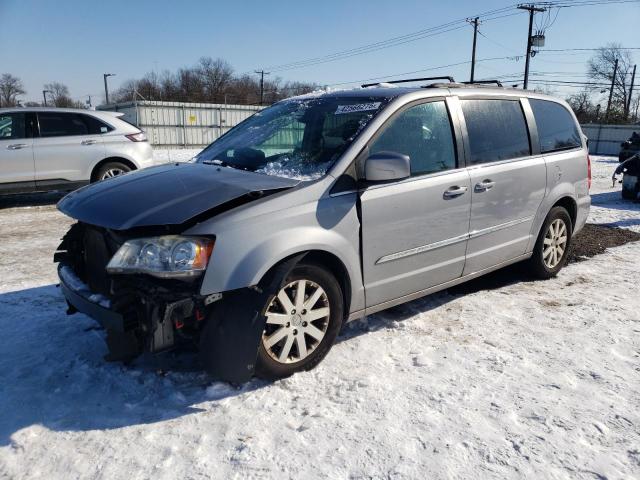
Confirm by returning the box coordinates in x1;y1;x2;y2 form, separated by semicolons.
57;163;299;230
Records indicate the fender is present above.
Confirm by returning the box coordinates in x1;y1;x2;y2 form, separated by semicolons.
190;190;366;314
200;225;364;312
199;254;305;384
527;181;578;252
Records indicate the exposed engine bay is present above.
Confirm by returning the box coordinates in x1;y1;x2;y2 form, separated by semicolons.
55;222;214;360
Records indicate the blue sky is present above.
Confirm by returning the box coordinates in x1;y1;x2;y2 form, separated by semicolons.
1;0;638;104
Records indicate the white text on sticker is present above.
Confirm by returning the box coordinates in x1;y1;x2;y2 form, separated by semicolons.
335;102;381;115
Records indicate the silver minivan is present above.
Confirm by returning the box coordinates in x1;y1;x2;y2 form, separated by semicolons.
55;80;591;382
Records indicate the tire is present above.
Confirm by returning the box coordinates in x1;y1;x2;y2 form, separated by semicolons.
93;161;132;182
528;206;573;279
255;263;344;380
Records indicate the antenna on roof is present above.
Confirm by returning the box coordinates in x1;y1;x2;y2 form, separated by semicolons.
361;76;455;88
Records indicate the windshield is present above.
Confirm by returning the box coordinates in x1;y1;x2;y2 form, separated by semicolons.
195;96;389;180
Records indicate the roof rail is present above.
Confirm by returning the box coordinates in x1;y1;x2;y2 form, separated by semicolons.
462;80;503;87
361;76;455;88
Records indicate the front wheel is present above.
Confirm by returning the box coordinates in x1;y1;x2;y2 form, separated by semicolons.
255;263;343;380
528;206;573;279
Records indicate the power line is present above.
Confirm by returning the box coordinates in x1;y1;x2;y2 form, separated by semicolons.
256;0;639;75
542;0;640;7
477;29;520;54
541;47;640;52
258;6;525;73
324;55;523;87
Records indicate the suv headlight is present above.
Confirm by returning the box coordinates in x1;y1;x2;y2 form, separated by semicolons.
106;236;214;278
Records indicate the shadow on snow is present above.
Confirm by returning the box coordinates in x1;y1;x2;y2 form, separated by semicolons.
0;264;528;446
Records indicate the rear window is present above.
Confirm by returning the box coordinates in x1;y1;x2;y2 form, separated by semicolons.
81;114;113;134
529;99;582;153
461;99;531;164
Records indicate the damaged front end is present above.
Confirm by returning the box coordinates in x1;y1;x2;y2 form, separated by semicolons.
55;223;217;361
53;162;302;382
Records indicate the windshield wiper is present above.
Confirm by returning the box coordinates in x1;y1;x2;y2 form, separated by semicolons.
201;159;245;170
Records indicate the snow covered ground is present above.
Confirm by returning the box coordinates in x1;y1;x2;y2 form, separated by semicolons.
0;156;639;479
152;148;202;165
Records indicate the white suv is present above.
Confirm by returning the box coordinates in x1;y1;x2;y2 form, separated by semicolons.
0;107;153;194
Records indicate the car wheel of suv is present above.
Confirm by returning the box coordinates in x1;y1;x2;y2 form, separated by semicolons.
255;263;343;380
95;161;131;182
529;206;573;279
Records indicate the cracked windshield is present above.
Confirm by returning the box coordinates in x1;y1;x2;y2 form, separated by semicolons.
195;96;389;180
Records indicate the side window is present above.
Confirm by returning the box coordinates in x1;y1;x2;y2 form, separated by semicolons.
80;114;113;134
0;113;26;140
370;101;456;176
529;99;582;153
461;99;531;164
38;112;89;137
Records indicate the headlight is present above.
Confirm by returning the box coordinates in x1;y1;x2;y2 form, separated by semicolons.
106;236;214;278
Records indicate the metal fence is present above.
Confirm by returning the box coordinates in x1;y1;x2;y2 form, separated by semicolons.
581;123;639;156
98;100;264;149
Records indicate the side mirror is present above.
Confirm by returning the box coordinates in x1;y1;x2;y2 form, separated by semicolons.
364;151;410;182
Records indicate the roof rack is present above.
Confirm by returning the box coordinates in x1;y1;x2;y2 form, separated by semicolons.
361;76;455;88
462;80;503;87
424;81;506;89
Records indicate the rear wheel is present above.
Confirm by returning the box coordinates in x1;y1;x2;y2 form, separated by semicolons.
255;263;343;380
528;206;572;279
94;161;131;182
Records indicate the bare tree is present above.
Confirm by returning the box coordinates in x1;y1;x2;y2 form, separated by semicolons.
566;89;599;123
102;58;317;106
588;43;635;122
196;57;234;102
43;81;81;108
0;73;26;107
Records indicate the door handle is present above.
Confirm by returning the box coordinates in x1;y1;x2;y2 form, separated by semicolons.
7;143;28;150
443;185;469;199
474;179;496;192
81;139;97;145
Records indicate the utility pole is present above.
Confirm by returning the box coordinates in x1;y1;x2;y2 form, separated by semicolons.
626;64;636;120
605;58;619;122
468;17;480;82
103;73;116;105
42;90;49;107
518;4;546;90
255;70;270;105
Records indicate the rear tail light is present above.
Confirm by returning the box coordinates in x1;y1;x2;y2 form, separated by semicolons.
125;132;147;142
587;154;592;190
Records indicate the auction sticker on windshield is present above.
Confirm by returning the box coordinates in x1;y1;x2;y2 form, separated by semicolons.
335;102;381;115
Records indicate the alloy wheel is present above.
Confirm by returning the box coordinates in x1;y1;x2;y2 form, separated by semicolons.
262;279;330;364
543;218;568;269
101;168;126;180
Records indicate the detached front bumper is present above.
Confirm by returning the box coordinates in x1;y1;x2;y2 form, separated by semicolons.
58;264;125;332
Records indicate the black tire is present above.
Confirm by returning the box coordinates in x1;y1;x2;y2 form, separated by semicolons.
528;206;573;279
255;263;343;380
93;161;132;182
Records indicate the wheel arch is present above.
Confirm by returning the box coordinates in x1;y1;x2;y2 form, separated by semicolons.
528;188;579;253
551;195;577;229
90;157;137;182
259;249;352;321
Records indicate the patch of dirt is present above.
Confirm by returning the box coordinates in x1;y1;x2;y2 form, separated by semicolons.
567;224;640;264
448;223;640;295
